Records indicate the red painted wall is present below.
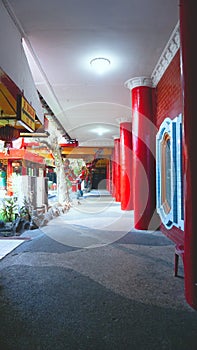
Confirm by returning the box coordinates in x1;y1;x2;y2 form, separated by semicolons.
155;50;184;245
156;51;183;125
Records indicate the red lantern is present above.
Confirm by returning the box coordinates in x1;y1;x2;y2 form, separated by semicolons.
0;125;20;141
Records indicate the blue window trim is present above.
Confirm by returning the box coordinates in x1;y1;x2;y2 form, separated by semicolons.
156;114;184;230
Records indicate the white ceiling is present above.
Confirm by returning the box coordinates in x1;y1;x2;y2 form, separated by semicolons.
5;0;179;146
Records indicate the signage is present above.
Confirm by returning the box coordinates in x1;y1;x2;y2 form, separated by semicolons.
95;158;108;167
17;95;36;131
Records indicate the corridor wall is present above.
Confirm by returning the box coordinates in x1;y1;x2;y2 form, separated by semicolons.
155;50;184;246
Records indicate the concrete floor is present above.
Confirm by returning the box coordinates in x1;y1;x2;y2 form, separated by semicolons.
0;192;197;350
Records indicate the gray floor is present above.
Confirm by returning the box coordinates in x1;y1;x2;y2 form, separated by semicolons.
0;193;197;350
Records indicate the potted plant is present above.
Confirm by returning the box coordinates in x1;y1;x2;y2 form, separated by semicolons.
0;197;18;223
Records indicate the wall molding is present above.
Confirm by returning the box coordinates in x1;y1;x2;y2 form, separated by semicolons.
80;140;114;147
151;21;180;87
124;21;180;90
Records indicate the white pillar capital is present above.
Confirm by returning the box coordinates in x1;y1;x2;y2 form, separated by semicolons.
116;116;131;124
113;135;120;140
124;76;153;91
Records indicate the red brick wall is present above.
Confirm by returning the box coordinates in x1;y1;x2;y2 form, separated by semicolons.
155;50;184;245
156;50;183;126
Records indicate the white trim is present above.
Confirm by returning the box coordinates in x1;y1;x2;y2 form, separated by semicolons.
79;140;114;147
124;22;180;90
176;114;184;230
156;115;184;230
124;76;153;91
116;117;131;124
151;22;180;87
156;118;173;228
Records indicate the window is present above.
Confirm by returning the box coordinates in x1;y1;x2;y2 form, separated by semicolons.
156;114;184;230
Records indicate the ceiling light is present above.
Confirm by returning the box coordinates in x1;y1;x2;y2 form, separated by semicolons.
90;57;111;74
92;127;109;136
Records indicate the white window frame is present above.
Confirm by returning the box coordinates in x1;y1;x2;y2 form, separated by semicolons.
156;114;184;230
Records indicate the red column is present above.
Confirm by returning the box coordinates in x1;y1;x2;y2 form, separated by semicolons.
180;0;197;310
7;160;13;196
114;137;121;202
111;148;115;197
22;161;26;175
106;159;110;192
109;159;113;194
125;77;157;229
119;120;133;210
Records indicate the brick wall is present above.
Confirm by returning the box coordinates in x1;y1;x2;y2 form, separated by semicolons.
155;49;184;245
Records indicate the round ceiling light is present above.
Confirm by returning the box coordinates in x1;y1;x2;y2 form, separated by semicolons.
91;127;109;136
90;57;111;74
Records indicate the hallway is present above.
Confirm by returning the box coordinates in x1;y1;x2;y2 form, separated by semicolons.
0;192;197;350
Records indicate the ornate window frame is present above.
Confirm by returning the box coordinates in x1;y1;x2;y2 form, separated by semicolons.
156;114;184;230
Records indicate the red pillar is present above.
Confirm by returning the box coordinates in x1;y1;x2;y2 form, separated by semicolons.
114;137;121;202
106;159;110;192
7;160;13;196
22;161;26;175
119;119;133;210
111;148;115;197
125;77;157;229
180;0;197;309
109;159;113;194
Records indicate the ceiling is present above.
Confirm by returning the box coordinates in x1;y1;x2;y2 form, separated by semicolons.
4;0;179;147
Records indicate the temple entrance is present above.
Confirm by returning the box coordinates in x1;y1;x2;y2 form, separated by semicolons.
91;158;108;190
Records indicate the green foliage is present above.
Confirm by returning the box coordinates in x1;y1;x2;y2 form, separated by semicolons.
18;197;32;221
68;158;85;176
0;197;18;222
0;213;5;221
